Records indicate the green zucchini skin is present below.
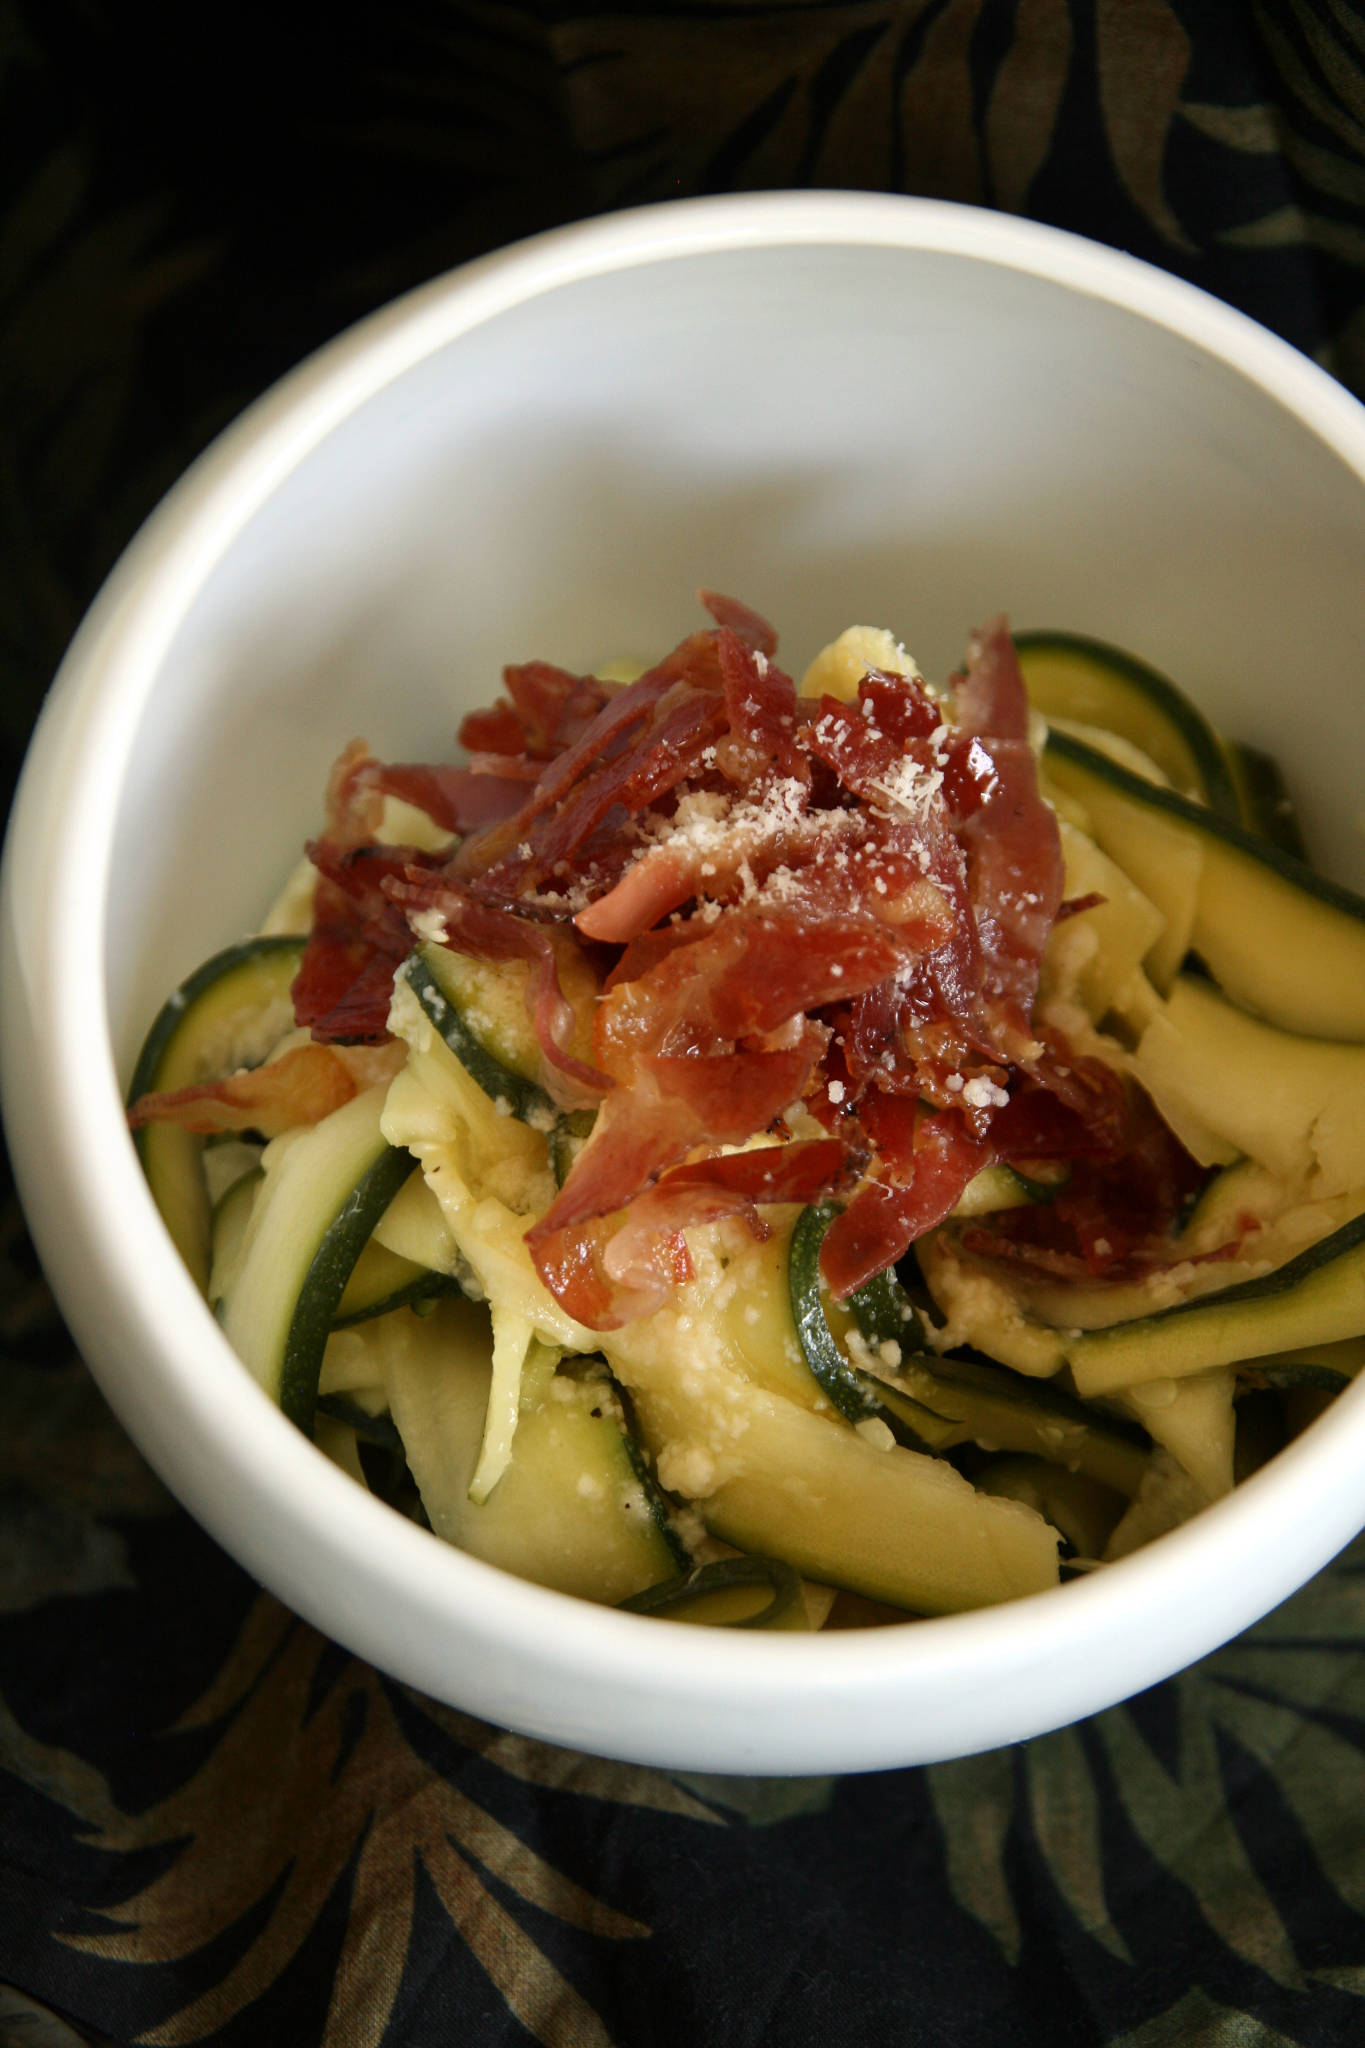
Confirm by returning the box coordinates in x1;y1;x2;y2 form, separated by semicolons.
621;1432;694;1575
1238;1363;1353;1394
128;935;306;1290
1008;1164;1071;1203
219;1087;416;1433
332;1242;461;1326
1069;1209;1365;1398
847;1262;925;1355
403;947;557;1128
1015;630;1239;818
792;1211;1151;1494
788;1204;882;1423
208;1165;264;1307
1237;1335;1365;1391
1221;740;1308;861
1044;727;1365;1041
314;1395;405;1447
874;1353;1151;1497
127;934;307;1103
280;1145;419;1432
619;1555;806;1629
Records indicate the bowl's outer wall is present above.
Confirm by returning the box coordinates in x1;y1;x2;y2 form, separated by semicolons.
8;196;1365;1772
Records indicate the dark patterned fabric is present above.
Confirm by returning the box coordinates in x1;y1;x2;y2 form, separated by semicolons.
5;5;1365;2042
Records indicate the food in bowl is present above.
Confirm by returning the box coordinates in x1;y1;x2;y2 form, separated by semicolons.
126;592;1365;1627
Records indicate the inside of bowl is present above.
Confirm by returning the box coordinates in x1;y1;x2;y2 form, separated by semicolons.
106;236;1365;1069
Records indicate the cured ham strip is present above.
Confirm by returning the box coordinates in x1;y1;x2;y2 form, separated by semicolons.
715;629;809;789
951;733;1064;1046
699;588;779;655
596;911;900;1064
943;621;1064;1051
463;752;546;782
574;778;827;946
599;1139;857;1308
457;700;525;756
457;663;609;759
292;945;405;1045
799;671;944;804
605;1139;855;1268
128;1041;403;1137
454;635;725;880
504;661;610;756
951;614;1032;743
366;762;528;834
573;842;710;945
529;684;729;877
533;907;884;1294
534;1138;854;1329
989;1042;1129;1163
314;739;386;854
602;923;703;989
533;1041;819;1242
530;1214;695;1330
652;1137;856;1207
293;841;439;1043
963;1098;1207;1281
820;1109;992;1298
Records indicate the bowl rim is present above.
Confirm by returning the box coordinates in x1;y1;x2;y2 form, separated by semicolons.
8;188;1365;1774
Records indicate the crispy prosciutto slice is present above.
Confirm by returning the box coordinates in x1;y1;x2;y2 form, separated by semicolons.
821;1107;993;1299
451;630;730;887
697;587;779;655
529;1039;822;1249
963;1052;1210;1281
290;598;1072;1327
128;1041;404;1137
364;762;531;835
532;1137;857;1328
942;619;1065;1054
293;839;441;1044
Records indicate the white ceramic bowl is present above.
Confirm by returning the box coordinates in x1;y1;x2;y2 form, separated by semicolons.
6;192;1365;1775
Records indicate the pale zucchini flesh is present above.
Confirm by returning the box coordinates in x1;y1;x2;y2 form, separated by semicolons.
1068;1212;1365;1398
379;1298;684;1604
631;1370;1061;1615
1044;729;1365;1040
219;1086;414;1430
1016;630;1238;816
405;943;557;1127
129;936;306;1289
1131;975;1365;1198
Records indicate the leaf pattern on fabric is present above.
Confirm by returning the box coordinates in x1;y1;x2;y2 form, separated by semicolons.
925;1744;1022;1963
1022;1722;1131;1963
1097;1686;1304;1989
1109;1985;1303;2047
984;0;1074;211
1094;0;1196;250
548;0;1092;210
0;1343;172;1613
32;1598;667;2047
925;1535;1365;2008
